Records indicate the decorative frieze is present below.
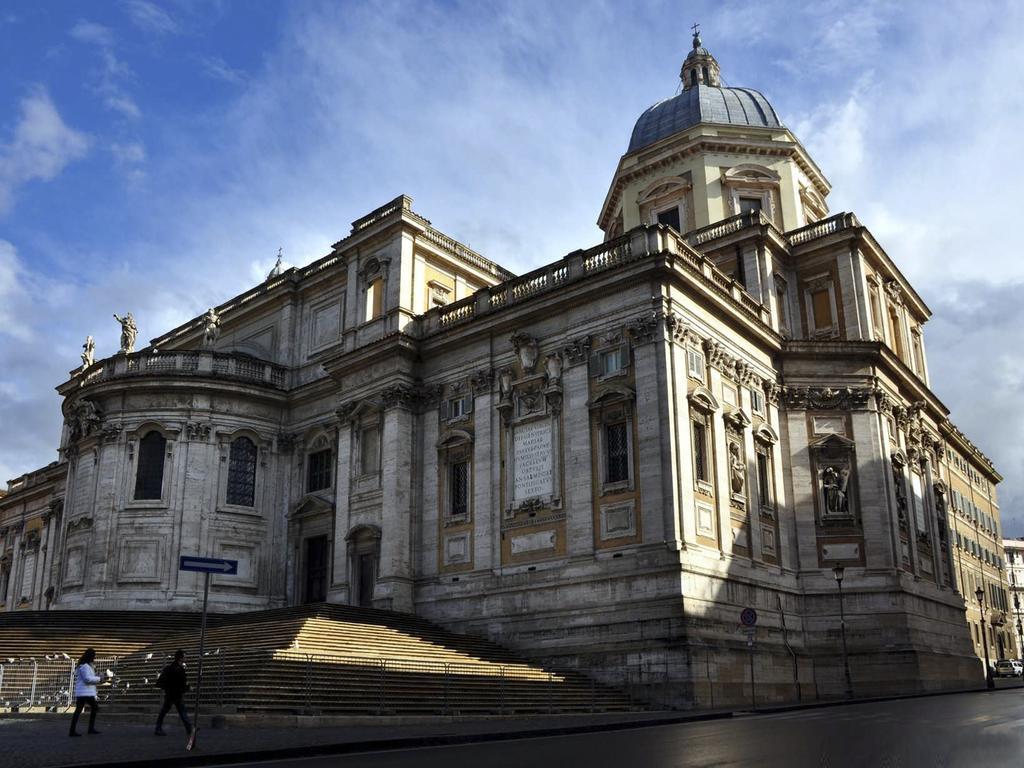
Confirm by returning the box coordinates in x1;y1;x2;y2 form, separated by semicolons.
66;516;94;534
381;383;417;409
625;313;659;345
469;368;494;394
664;312;695;345
782;386;875;411
185;422;211;442
561;336;591;366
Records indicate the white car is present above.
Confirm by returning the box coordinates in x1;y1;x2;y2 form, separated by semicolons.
995;660;1023;678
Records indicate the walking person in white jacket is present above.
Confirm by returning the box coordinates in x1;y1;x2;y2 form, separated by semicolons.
69;648;103;737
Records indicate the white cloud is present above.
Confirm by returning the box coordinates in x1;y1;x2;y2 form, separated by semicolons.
69;19;142;120
123;0;178;35
198;55;247;85
70;20;114;47
111;141;146;165
0;88;90;213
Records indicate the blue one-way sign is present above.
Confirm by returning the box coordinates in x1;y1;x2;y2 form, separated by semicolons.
179;555;238;575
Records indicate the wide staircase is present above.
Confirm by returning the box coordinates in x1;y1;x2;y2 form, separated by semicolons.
0;604;633;716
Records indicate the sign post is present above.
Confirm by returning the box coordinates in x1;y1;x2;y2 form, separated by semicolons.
740;607;758;711
179;556;237;750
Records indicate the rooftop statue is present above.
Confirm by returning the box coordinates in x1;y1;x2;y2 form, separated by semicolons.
113;312;138;354
80;335;95;370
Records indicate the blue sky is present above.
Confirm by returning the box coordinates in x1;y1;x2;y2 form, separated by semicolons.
2;1;1024;533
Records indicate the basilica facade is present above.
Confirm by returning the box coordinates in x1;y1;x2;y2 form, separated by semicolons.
0;33;1007;705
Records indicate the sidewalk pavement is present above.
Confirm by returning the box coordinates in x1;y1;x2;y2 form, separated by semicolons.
4;681;1022;768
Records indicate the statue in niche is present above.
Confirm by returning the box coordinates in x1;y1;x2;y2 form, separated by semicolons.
545;353;562;385
821;465;850;516
510;331;539;374
80;335;95;369
113;312;138;354
201;307;221;348
728;442;745;494
892;463;908;524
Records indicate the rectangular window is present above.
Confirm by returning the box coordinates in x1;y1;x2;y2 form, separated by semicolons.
888;307;906;360
811;288;833;330
692;419;709;484
601;348;625;376
605;421;630;484
361;425;380;475
656;206;681;233
449;460;469;517
911;330;925;375
756;450;772;508
775;277;790;334
739;197;762;215
869;284;884;340
687;349;705;382
448;396;468;420
307;449;332;493
365;278;383;322
750;388;765;415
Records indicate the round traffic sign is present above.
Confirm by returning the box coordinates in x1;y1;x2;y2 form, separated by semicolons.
740;607;758;627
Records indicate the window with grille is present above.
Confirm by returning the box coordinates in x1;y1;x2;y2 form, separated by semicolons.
307;448;332;492
134;430;166;500
227;437;257;506
605;421;629;484
449;460;469;517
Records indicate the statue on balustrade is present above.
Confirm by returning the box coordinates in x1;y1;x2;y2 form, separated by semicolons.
202;308;221;348
80;335;95;369
113;312;138;354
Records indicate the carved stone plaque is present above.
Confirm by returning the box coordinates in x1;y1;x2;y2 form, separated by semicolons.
513;419;552;500
511;529;557;555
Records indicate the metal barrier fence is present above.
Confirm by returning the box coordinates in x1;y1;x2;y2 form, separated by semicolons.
2;648;642;715
0;656;117;712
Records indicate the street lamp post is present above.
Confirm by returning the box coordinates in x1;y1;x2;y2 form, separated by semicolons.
833;565;853;699
976;586;994;690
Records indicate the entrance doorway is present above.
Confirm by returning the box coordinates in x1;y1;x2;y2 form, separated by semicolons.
347;525;380;609
357;554;376;608
303;535;329;604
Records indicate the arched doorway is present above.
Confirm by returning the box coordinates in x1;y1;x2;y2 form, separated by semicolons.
346;525;380;608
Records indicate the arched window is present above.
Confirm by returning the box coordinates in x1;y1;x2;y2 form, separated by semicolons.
702;66;709;83
226;436;257;506
134;431;167;500
690;69;698;87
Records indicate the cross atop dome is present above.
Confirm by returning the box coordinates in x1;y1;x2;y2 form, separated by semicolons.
680;24;720;90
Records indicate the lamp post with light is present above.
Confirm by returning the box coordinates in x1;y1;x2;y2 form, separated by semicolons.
833;564;853;699
976;586;995;689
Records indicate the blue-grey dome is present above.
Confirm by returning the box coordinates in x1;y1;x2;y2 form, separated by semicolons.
627;84;783;155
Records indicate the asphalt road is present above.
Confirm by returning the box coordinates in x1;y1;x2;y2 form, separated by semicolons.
219;691;1024;768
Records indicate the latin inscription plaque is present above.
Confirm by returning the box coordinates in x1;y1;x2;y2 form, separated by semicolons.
513;420;552;500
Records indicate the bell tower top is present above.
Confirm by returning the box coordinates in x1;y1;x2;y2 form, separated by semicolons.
680;23;721;89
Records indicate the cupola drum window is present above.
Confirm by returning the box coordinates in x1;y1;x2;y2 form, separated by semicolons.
227;436;257;506
134;430;167;500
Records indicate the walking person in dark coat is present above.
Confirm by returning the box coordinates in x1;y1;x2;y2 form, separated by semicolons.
155;649;193;736
69;648;102;737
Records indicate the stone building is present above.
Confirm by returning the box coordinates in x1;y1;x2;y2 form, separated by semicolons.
0;32;1009;705
1003;538;1024;659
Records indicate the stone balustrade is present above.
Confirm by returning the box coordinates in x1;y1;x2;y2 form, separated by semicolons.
75;350;288;389
418;223;771;335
